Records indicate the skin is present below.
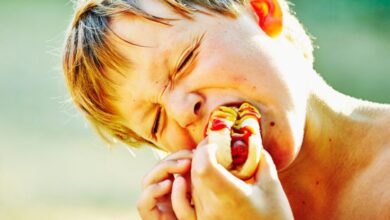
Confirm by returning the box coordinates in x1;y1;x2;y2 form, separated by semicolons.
107;0;390;219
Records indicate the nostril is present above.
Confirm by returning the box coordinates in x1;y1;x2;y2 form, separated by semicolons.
194;101;202;115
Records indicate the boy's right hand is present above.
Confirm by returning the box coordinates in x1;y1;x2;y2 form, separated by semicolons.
137;149;195;220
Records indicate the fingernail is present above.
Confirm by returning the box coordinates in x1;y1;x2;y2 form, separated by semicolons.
174;176;184;186
160;179;171;186
177;159;189;165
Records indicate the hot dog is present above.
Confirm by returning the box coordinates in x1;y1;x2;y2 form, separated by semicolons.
205;103;263;180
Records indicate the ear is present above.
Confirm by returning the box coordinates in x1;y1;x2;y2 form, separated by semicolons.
250;0;283;38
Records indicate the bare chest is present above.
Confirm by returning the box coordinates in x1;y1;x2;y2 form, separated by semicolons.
283;147;390;219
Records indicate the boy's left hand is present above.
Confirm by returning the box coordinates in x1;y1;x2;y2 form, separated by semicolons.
185;140;294;220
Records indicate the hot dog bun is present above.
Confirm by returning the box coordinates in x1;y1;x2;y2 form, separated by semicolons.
205;103;262;180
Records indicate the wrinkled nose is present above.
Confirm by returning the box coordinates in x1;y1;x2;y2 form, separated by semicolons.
166;91;204;128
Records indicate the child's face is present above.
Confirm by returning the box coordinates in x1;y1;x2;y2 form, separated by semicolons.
110;0;311;170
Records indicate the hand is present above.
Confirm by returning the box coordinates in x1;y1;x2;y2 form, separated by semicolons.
137;150;196;220
191;140;294;220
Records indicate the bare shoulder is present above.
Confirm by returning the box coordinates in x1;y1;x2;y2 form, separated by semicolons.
336;146;390;219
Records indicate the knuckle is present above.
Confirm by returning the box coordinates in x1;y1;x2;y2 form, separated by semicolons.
145;183;159;194
161;159;176;168
141;163;161;188
142;160;177;188
141;184;158;200
157;160;178;174
191;159;212;178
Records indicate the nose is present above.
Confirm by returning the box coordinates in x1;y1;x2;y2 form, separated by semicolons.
166;91;204;128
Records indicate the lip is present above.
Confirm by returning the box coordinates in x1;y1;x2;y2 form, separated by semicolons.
202;101;242;137
223;102;245;108
203;101;264;140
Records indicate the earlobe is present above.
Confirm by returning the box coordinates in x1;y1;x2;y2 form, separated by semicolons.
250;0;283;38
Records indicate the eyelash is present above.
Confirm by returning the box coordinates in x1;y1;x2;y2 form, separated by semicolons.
152;106;162;137
177;49;194;73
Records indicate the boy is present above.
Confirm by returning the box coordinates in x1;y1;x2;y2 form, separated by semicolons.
63;0;390;219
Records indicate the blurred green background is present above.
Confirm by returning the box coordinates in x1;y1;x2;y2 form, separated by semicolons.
0;0;389;219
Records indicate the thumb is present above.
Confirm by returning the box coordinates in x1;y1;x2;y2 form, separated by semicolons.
191;141;247;193
255;150;280;189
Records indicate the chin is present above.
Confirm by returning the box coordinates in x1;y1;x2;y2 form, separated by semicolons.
258;104;305;171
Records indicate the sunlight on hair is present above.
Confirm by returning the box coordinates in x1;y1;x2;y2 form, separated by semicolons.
126;145;136;158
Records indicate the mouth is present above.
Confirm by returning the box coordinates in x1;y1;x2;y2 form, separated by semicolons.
203;101;263;141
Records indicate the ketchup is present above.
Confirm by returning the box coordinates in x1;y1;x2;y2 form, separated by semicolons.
231;127;253;165
206;103;262;166
231;140;248;165
210;119;229;131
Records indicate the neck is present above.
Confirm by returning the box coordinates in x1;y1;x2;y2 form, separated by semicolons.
279;73;390;217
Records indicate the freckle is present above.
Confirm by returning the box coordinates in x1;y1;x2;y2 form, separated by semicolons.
329;138;332;142
316;181;320;185
302;201;306;205
270;121;275;127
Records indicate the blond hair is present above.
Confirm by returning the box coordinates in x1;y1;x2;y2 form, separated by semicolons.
62;0;313;148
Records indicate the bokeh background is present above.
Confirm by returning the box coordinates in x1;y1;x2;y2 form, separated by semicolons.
0;0;389;219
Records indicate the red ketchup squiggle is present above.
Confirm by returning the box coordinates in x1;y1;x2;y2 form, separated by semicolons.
210;119;229;131
204;108;234;136
231;127;252;165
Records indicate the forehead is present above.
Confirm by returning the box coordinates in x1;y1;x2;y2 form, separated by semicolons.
109;0;182;46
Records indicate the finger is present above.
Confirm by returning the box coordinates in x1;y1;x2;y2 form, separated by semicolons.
255;150;280;189
192;142;249;194
163;149;193;161
137;179;172;219
172;176;196;220
191;143;249;216
142;159;191;189
255;151;293;217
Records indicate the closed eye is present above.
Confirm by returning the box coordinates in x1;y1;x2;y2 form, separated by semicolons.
152;106;161;137
174;34;203;78
177;48;194;73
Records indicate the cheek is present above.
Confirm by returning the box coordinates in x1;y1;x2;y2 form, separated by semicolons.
264;103;307;170
255;48;309;170
198;39;266;89
211;39;292;104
